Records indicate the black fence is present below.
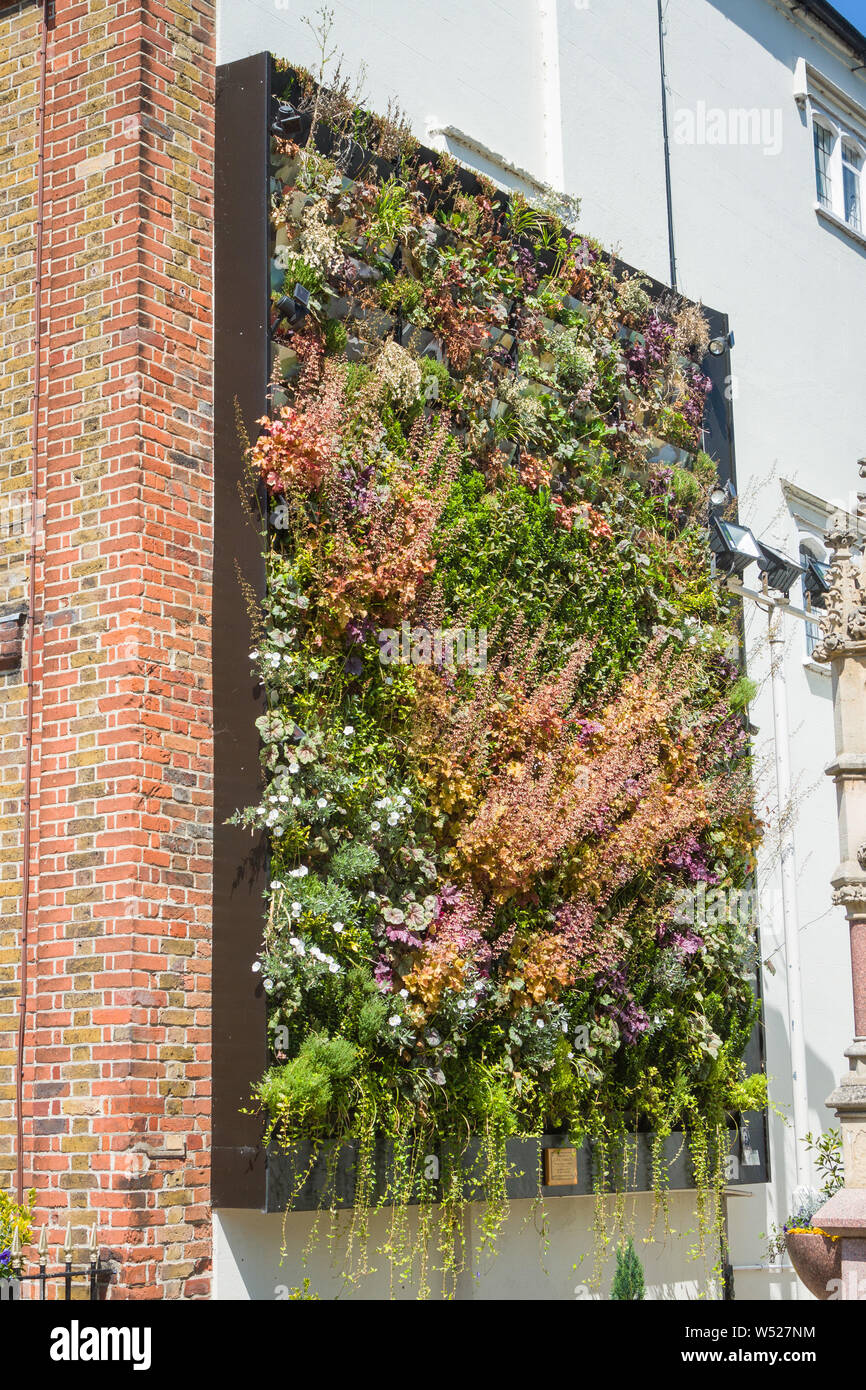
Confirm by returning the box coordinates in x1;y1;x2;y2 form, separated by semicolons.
0;1237;107;1301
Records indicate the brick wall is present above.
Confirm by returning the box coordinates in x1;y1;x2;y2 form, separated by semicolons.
0;0;216;1299
0;0;44;1221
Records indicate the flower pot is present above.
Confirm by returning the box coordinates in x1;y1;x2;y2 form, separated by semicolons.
785;1230;842;1300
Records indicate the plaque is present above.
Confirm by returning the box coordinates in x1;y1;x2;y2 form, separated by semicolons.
543;1146;578;1187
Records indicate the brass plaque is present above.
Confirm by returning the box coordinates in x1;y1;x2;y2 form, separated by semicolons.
543;1146;578;1186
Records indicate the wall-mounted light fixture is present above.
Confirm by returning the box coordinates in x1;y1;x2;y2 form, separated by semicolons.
271;283;311;336
803;555;831;609
709;478;737;513
708;330;735;356
271;101;303;140
756;541;806;597
710;515;762;577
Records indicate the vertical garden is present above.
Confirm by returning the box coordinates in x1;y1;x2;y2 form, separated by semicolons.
232;61;767;1295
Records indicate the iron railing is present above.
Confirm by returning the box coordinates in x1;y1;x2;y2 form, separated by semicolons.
0;1223;106;1301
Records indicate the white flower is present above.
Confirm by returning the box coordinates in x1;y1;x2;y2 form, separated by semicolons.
389;1015;401;1027
251;961;261;973
317;797;328;809
400;786;411;796
457;1000;466;1011
367;891;376;900
388;812;400;826
288;761;300;775
289;866;308;879
536;1018;545;1029
370;821;380;832
292;902;302;917
333;921;345;933
328;962;340;974
309;671;320;681
270;879;283;890
249;649;259;660
292;796;301;807
399;988;408;998
343;725;354;736
263;978;274;991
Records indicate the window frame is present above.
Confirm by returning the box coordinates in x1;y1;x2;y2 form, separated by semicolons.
795;58;866;244
797;532;828;661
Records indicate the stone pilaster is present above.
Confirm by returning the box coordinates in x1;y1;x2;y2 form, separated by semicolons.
811;466;866;1298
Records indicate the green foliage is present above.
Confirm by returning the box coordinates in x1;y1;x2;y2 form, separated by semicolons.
245;93;765;1297
257;1032;358;1134
0;1188;34;1277
611;1238;646;1300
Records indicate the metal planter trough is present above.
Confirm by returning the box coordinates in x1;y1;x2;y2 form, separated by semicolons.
264;1124;762;1214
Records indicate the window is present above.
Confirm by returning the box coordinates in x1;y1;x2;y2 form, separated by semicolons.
798;537;829;660
794;59;866;241
814;122;834;209
810;120;865;234
842;141;862;231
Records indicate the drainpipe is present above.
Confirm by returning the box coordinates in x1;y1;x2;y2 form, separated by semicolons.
538;0;565;192
768;604;811;1196
656;0;678;290
17;0;51;1206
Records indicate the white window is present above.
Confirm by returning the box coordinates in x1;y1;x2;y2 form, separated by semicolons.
814;121;834;209
797;534;829;660
794;58;866;241
842;140;862;231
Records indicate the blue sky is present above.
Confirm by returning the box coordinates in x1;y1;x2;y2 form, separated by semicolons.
830;0;866;36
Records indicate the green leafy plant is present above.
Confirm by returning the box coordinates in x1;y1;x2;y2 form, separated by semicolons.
611;1237;646;1300
0;1188;34;1279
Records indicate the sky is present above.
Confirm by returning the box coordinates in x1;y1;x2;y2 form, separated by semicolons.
830;0;866;37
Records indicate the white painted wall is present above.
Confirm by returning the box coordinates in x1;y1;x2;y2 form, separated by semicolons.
214;1191;720;1300
216;0;866;1299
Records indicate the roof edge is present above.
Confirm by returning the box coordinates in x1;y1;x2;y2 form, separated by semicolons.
785;0;866;70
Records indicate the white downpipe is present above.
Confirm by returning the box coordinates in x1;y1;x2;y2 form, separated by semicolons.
767;605;811;1194
538;0;565;191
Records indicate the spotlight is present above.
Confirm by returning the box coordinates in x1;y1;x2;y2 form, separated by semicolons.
709;515;762;577
803;556;831;609
709;478;737;513
708;330;735;356
756;541;805;597
271;100;304;139
271;283;311;335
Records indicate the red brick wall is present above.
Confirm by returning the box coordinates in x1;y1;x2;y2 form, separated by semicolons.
1;0;216;1299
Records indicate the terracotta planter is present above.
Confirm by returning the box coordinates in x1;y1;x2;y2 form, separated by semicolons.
785;1230;842;1300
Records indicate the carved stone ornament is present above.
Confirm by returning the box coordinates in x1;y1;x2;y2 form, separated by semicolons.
859;843;866;872
832;880;866;909
812;487;866;663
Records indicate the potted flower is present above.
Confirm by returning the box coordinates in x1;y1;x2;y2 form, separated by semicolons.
0;1188;35;1300
766;1131;843;1300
